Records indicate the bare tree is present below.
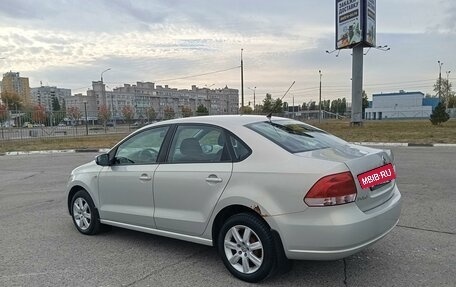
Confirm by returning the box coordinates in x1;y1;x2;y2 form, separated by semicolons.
181;106;193;117
121;105;135;130
98;105;111;132
32;104;47;125
164;106;175;120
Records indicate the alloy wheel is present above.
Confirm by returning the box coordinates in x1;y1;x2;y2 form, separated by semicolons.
73;197;92;231
224;225;264;274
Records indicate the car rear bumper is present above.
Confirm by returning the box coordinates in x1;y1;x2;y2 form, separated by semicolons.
267;185;402;260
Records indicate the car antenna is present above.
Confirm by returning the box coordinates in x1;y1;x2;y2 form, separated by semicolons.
266;81;295;122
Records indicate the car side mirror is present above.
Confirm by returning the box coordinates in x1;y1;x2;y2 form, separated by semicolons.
95;153;111;166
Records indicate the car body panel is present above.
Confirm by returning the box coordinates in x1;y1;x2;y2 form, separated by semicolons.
265;185;401;260
98;164;159;228
66;161;102;208
66;115;402;262
153;162;233;236
300;145;397;211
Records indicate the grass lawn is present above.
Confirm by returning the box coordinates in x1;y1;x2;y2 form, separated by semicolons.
312;119;456;144
0;119;455;153
0;133;128;153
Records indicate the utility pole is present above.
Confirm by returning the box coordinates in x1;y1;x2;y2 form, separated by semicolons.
319;70;322;123
292;95;295;119
84;101;88;136
248;86;256;113
241;48;244;111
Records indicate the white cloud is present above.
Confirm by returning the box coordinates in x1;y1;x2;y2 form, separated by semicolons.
0;0;454;105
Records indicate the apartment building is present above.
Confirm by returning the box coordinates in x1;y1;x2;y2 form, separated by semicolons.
1;71;31;106
66;81;239;121
31;86;71;111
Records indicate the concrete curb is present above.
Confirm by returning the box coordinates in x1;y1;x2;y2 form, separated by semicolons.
351;142;456;147
1;149;107;156
1;143;456;156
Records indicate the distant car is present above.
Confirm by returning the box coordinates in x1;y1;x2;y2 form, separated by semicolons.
66;115;401;282
58;123;66;127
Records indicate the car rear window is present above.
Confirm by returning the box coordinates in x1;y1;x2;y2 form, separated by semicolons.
246;120;348;153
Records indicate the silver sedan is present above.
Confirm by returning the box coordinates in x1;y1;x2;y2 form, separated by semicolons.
66;115;401;282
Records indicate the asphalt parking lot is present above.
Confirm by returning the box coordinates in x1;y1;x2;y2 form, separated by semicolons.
0;147;455;286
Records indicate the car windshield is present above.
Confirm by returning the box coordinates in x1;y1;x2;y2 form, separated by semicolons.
246;120;348;153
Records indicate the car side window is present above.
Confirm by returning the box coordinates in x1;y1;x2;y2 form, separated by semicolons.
229;135;251;161
114;126;169;165
168;125;229;163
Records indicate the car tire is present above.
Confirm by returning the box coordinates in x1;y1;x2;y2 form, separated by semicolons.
217;213;276;283
70;190;101;235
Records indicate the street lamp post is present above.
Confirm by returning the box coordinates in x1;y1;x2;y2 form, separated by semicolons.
84;101;88;136
438;61;443;102
319;70;322;123
101;68;111;83
100;68;112;126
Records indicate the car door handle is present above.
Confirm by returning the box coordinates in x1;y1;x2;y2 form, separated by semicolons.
139;174;152;181
206;175;223;183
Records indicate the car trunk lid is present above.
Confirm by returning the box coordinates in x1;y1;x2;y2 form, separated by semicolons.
297;144;396;212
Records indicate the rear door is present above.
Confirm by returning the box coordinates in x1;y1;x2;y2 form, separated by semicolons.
153;124;233;236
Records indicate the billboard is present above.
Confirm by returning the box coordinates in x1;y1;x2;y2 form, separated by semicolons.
364;0;376;47
335;0;376;49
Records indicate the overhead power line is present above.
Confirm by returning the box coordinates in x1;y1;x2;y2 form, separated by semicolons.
153;66;241;82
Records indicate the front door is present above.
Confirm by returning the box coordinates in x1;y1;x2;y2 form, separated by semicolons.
98;126;170;228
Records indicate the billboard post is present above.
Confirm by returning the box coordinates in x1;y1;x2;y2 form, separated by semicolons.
335;0;376;125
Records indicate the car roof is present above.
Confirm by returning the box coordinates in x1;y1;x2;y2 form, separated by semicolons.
147;115;288;129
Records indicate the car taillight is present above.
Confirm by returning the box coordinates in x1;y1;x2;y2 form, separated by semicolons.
304;171;357;207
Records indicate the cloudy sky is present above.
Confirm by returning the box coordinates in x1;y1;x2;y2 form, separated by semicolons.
0;0;455;105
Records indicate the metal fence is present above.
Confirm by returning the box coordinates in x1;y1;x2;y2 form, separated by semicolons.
0;110;138;141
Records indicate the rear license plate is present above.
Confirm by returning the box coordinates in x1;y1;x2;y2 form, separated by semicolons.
357;163;396;189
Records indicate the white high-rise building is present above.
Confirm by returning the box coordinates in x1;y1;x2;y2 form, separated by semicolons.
31;86;71;111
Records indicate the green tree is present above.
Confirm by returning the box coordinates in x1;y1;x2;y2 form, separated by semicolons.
309;101;316;110
1;91;23;110
0;104;7;124
430;102;450;125
196;104;209;116
433;77;454;107
52;97;60;111
272;98;283;113
362;91;369;119
341;98;347;114
321;100;330;111
240;105;253;114
181;106;193;117
330;98;347;115
146;106;156;122
262;94;273;113
52;97;66;125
